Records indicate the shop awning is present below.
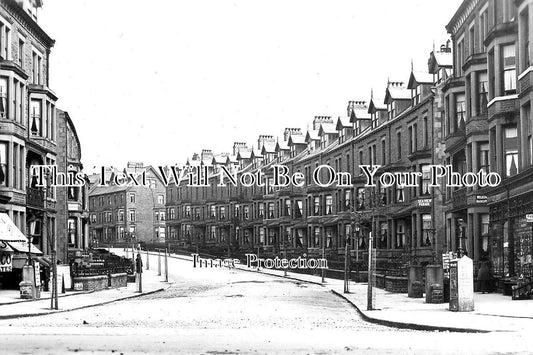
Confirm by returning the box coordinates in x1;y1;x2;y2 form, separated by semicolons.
7;240;43;255
0;241;14;252
0;213;28;242
34;256;51;267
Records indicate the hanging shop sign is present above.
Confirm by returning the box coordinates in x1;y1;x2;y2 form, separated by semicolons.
526;214;533;223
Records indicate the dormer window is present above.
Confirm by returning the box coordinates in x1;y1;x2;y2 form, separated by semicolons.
413;85;421;106
357;119;363;135
339;128;346;143
388;101;396;120
320;135;327;149
371;112;379;129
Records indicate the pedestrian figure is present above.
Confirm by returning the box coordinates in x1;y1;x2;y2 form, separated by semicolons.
135;253;143;293
478;257;492;294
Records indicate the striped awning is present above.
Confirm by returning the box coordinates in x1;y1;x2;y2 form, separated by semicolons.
7;240;43;255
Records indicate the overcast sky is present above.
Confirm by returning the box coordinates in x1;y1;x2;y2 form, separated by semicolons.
39;0;462;173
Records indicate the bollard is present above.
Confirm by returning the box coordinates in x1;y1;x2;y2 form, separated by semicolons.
164;248;169;282
146;249;150;270
158;249;161;276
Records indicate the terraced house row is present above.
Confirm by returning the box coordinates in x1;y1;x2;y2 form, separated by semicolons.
164;47;451;272
162;0;533;289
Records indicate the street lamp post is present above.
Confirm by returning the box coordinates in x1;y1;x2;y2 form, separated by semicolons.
457;218;466;258
39;168;58;310
321;230;325;283
344;233;350;293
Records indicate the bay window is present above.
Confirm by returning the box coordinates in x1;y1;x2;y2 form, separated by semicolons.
477;72;488;115
325;195;333;215
396;185;405;203
422;214;432;246
478;143;490;172
0;142;6;186
0;77;7;118
396;222;405;248
504;126;518;177
502;44;516;95
456;94;466;130
295;200;303;218
313;196;320;215
527;103;533;165
314;227;320;247
421;165;431;195
268;202;275;218
30;99;41;136
344;190;351;210
258;203;264;218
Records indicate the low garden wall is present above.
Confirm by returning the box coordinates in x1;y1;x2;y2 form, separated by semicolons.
109;273;128;288
73;275;108;291
73;272;129;291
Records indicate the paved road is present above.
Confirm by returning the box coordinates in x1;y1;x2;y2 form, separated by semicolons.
0;255;530;354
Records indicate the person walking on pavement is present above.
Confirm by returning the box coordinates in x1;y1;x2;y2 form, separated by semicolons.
478;257;492;294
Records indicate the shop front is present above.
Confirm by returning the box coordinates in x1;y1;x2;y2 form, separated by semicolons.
488;188;533;294
0;213;45;290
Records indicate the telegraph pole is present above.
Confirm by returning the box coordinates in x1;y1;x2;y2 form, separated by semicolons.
344;233;350;293
321;232;325;283
367;188;377;311
43;170;58;310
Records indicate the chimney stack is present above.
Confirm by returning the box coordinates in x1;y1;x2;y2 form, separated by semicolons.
312;116;333;130
201;149;214;162
283;128;302;141
232;142;248;156
257;135;275;149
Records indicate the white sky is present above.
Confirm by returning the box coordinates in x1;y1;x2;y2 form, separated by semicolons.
39;0;463;173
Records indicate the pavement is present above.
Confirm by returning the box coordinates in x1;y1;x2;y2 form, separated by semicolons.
0;262;171;320
155;249;533;333
1;248;532;334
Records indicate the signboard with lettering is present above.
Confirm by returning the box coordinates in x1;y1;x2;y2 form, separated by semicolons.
418;199;431;207
526;214;533;223
449;261;458;309
442;251;456;278
0;252;12;272
475;195;487;204
34;262;40;287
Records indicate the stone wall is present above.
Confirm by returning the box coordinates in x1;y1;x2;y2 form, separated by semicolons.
73;273;128;291
109;273;127;288
385;275;408;293
73;275;108;292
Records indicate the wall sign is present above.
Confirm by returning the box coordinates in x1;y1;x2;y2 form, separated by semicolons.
0;252;12;272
